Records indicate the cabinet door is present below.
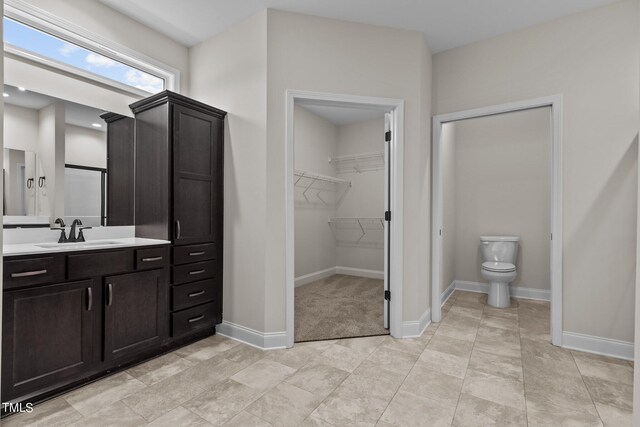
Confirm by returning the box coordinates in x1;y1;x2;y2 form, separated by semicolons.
2;280;95;401
172;105;223;245
106;116;135;226
104;269;167;362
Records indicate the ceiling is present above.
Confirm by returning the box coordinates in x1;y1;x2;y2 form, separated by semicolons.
299;103;385;126
4;86;108;132
100;0;617;52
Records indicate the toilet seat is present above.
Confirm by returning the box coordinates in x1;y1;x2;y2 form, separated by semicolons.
481;261;516;273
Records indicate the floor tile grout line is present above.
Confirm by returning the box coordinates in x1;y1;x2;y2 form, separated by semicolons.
449;290;482;427
571;348;605;424
516;299;529;427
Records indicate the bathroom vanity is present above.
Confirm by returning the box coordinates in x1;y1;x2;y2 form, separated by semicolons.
1;88;226;409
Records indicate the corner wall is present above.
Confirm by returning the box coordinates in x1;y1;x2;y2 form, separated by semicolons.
189;11;268;333
265;10;433;332
433;0;640;343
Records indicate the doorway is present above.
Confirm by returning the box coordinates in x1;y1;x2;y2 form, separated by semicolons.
431;96;563;346
285;91;404;348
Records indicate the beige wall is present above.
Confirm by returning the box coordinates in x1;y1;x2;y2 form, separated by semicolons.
294;104;338;278
633;0;640;420
452;108;551;290
434;0;640;342
441;123;456;292
335;117;385;272
191;10;432;333
265;10;432;331
65;125;107;170
189;11;268;332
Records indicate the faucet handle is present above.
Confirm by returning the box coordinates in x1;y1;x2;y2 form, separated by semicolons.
77;227;92;242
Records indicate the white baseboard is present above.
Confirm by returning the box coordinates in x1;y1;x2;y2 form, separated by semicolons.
335;266;384;280
295;267;336;287
401;307;431;338
451;280;550;301
295;266;384;287
441;281;457;305
216;321;287;350
562;332;634;361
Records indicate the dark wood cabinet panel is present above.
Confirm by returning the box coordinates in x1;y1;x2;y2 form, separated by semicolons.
102;113;135;226
136;246;170;271
171;302;217;337
133;103;171;241
67;250;131;280
172;260;216;285
172;278;217;311
172;243;216;265
104;269;167;362
3;256;65;290
2;280;95;400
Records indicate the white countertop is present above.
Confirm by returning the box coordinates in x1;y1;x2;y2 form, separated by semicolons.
3;237;171;257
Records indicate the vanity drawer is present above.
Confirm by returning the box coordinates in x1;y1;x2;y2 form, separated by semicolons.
172;278;217;311
136;246;169;270
172;260;216;285
4;256;65;289
173;243;216;265
67;250;131;280
171;302;216;337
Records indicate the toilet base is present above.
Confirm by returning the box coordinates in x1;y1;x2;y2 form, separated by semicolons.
487;282;511;308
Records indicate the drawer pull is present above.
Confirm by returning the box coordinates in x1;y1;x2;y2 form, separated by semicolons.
11;269;47;278
142;256;163;262
188;315;205;323
189;251;205;256
107;283;113;306
189;269;206;276
87;287;93;311
188;290;205;297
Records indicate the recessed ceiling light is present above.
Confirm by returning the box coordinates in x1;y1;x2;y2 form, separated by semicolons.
17;87;26;91
3;93;9;97
91;123;102;128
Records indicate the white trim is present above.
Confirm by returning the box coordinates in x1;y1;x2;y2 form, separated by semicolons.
4;0;180;93
431;95;563;346
295;267;336;288
335;266;384;280
286;90;404;348
562;332;634;361
450;280;551;301
216;321;287;350
401;307;431;338
441;281;456;305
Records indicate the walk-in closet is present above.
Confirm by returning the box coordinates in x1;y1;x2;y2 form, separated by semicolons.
293;102;389;342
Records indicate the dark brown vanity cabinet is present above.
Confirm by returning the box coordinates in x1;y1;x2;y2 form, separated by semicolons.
101;112;135;226
2;279;95;401
2;246;169;405
104;269;167;362
130;91;226;340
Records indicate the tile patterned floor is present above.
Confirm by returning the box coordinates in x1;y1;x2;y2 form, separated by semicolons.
4;290;633;426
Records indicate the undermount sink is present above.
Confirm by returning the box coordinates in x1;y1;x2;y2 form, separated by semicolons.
36;241;122;250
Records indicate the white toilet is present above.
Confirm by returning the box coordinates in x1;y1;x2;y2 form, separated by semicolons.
480;235;520;308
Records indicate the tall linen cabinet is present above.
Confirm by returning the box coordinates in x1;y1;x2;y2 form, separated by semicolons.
130;91;226;341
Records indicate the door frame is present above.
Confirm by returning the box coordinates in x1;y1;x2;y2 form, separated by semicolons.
431;95;564;346
285;90;405;348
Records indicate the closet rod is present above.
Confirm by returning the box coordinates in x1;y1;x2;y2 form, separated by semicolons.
294;169;351;186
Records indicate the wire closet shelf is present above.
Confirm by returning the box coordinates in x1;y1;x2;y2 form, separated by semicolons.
328;151;384;174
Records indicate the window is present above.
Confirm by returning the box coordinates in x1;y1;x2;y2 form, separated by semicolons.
2;0;180;95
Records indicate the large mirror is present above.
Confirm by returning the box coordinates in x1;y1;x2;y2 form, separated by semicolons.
3;85;112;228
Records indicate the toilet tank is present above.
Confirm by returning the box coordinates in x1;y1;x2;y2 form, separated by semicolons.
480;236;520;263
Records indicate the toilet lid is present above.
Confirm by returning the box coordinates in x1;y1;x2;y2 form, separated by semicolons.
482;261;516;272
